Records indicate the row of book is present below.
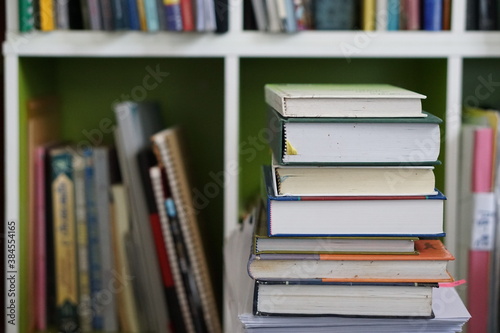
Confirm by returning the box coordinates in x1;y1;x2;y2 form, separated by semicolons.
226;84;470;332
457;105;500;332
28;98;221;332
19;0;228;32
245;0;452;32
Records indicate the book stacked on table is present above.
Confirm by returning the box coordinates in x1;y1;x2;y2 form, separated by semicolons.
225;83;470;332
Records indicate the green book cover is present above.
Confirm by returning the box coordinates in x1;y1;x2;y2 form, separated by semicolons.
19;0;35;32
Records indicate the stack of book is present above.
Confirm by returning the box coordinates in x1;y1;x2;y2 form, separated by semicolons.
225;83;470;332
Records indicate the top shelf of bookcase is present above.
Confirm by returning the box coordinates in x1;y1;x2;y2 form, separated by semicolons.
4;30;500;58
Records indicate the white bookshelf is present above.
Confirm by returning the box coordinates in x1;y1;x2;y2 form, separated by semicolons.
4;0;500;332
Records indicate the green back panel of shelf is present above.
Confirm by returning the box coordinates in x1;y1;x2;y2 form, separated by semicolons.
19;57;225;316
463;58;500;110
239;57;447;217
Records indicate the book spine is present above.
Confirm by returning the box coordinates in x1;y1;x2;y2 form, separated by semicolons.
387;0;399;30
314;0;357;30
51;151;79;332
100;0;115;30
401;0;420;30
144;0;160;31
442;0;451;30
284;0;297;32
112;0;128;29
203;0;217;31
73;153;92;332
126;0;141;29
214;0;229;32
468;128;495;333
34;148;47;331
266;0;281;32
180;0;195;30
165;198;207;332
478;0;498;30
136;0;148;30
164;0;184;31
94;148;118;331
87;0;103;29
84;150;104;330
466;0;478;30
19;0;35;32
423;0;442;31
68;0;84;29
375;0;388;30
251;0;267;31
149;167;194;333
57;0;70;29
40;0;56;30
109;185;141;332
362;0;376;30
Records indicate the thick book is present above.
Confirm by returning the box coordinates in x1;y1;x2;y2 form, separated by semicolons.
50;148;79;332
151;127;222;333
248;239;454;282
253;280;437;318
265;83;427;118
272;160;437;196
268;109;442;165
40;0;56;30
252;204;418;255
113;101;171;333
400;0;420;30
263;165;446;237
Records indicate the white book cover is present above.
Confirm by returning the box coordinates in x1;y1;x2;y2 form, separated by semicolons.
265;83;427;117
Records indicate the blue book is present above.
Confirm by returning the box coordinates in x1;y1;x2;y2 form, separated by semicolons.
262;165;446;238
126;0;141;30
165;0;183;31
387;0;399;30
83;148;103;330
423;0;443;31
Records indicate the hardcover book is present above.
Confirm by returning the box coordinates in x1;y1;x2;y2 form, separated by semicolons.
50;148;79;332
264;84;427;118
252;204;418;255
253;280;437;318
262;166;446;237
247;239;454;282
271;159;437;196
267;109;442;165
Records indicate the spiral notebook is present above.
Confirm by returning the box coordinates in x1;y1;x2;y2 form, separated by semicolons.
151;127;222;333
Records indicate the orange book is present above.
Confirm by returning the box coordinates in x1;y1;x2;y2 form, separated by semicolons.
248;240;454;282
